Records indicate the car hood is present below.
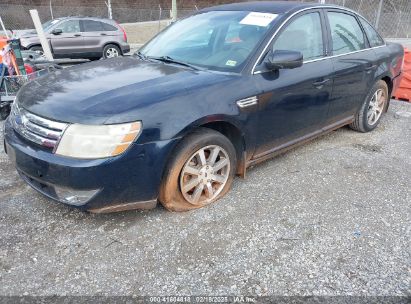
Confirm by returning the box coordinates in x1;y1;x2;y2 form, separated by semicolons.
17;56;232;124
14;29;36;38
19;31;38;39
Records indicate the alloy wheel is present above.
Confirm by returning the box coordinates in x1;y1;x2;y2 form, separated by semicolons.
106;48;119;58
180;145;230;205
367;89;386;126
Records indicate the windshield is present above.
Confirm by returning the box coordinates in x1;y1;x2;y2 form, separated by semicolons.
139;11;278;72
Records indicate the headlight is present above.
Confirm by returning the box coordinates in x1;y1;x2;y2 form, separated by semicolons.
55;122;142;159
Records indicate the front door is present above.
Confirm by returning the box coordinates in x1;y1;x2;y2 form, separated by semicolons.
49;19;84;57
252;10;333;158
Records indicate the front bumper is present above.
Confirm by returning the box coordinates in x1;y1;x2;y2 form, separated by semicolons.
4;118;179;212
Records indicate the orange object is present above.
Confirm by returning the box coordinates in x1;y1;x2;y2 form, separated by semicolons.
9;51;20;75
0;36;8;63
393;48;411;102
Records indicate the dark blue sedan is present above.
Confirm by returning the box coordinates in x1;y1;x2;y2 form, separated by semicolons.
3;1;404;212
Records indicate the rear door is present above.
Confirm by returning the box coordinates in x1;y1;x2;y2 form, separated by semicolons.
81;19;111;55
49;19;84;57
325;10;377;124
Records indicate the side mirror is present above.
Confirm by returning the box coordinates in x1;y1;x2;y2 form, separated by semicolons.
265;50;303;71
51;28;63;35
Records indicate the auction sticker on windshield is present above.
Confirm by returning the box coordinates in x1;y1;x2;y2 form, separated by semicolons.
240;12;278;27
225;60;237;67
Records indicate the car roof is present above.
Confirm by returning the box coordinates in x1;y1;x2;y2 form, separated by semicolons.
55;16;113;22
201;1;338;14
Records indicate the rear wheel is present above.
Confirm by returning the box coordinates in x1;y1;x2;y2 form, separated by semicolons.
350;80;389;132
159;128;237;212
102;44;121;59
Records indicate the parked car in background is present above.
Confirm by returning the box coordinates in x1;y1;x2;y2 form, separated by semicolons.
4;2;404;213
18;17;130;59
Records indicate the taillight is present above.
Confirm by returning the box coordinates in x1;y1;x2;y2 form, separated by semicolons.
116;22;127;42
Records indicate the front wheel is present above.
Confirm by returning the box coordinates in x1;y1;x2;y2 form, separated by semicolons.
350;80;389;132
159;128;237;212
102;44;121;59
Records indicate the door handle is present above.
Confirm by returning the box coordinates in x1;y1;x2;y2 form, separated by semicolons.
74;34;81;37
100;33;107;36
312;78;330;87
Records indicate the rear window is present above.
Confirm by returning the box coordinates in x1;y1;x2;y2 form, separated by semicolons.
83;20;104;32
102;23;118;31
328;11;366;55
359;17;385;47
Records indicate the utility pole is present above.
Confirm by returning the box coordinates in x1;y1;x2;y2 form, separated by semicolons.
0;16;9;39
158;4;162;32
29;10;53;61
171;0;177;22
106;0;113;19
49;0;54;20
375;0;383;29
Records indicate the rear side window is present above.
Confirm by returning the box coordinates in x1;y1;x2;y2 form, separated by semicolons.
83;20;104;32
359;17;385;47
102;22;118;31
328;12;366;55
272;12;324;61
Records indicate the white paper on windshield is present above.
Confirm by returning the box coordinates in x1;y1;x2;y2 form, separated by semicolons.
240;12;278;27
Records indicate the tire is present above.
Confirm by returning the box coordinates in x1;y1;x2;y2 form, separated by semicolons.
102;44;121;59
159;128;237;212
350;80;389;133
29;45;43;53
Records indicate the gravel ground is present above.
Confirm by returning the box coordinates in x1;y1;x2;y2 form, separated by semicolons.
0;100;410;297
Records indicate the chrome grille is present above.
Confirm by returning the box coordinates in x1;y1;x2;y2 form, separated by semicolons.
10;102;68;149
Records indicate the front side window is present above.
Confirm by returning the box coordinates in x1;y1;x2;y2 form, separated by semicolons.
359;17;385;47
139;11;277;72
43;19;60;31
55;20;80;33
272;12;324;61
328;12;366;55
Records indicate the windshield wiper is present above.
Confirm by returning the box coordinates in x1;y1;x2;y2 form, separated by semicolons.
148;56;202;71
135;51;148;60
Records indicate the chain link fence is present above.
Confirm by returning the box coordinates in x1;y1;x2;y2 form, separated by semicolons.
304;0;411;38
1;0;410;38
0;4;170;30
